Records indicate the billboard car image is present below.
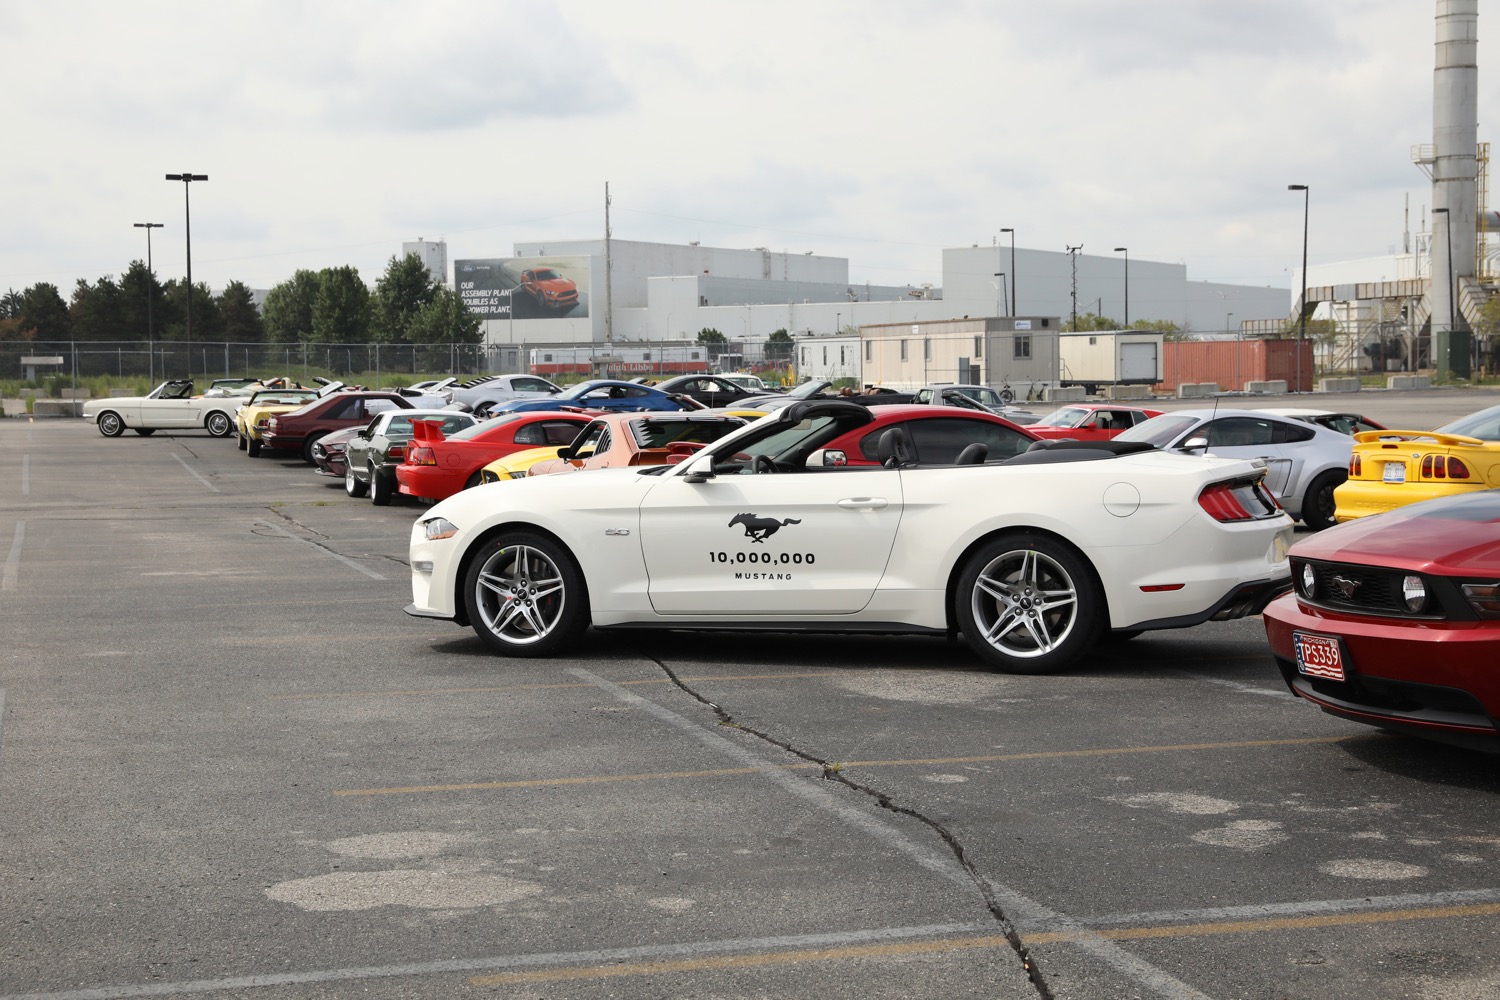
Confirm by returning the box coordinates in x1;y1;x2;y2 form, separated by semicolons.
456;256;590;320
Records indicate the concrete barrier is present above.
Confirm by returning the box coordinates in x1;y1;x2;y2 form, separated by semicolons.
1043;385;1087;402
1243;380;1288;394
1177;382;1220;399
1318;377;1361;393
32;400;84;417
1387;374;1432;390
1104;384;1152;400
59;388;92;399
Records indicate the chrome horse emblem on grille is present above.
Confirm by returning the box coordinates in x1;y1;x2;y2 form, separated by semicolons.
1330;574;1362;599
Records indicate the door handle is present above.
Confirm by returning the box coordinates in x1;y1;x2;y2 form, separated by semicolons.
838;497;889;510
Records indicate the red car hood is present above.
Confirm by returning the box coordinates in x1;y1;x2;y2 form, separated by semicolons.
1293;491;1500;576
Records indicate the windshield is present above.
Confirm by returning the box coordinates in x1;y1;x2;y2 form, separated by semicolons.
1436;404;1500;440
1035;406;1089;427
1115;413;1201;448
786;380;832;400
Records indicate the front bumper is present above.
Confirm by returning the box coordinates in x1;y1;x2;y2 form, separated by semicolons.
1262;591;1500;748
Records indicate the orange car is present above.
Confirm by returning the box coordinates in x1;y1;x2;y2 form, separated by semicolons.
527;412;746;477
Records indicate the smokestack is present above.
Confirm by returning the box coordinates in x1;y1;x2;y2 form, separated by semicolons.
1431;0;1478;375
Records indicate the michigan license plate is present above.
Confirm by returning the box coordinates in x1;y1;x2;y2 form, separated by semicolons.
1293;632;1345;682
1382;463;1406;484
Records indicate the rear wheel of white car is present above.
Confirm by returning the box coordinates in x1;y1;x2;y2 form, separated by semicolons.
956;532;1103;674
204;411;232;437
369;464;393;506
1301;470;1345;531
344;465;367;498
133;428;155;437
97;411;125;437
463;532;588;657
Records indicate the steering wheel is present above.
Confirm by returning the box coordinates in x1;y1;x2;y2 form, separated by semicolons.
754;455;779;475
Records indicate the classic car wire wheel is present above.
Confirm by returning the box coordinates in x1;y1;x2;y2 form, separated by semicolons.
473;543;568;646
961;537;1098;673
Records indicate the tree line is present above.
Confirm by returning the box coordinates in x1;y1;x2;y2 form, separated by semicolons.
0;253;481;347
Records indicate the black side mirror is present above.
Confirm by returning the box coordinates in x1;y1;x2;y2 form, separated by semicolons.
683;456;717;483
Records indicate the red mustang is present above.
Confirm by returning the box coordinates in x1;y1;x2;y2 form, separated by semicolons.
395;411;594;501
808;404;1039;467
1026;403;1162;441
1262;490;1500;752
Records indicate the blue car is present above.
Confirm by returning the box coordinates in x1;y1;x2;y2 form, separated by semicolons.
487;379;693;415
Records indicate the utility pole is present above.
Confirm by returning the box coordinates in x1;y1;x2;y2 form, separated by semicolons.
1065;244;1084;329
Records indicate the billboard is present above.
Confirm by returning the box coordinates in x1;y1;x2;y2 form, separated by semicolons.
455;256;591;320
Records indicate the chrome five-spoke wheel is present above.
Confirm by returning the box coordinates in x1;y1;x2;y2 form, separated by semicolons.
463;532;588;657
956;533;1102;674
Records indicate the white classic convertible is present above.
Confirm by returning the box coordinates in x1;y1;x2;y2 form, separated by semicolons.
406;400;1295;674
82;380;246;438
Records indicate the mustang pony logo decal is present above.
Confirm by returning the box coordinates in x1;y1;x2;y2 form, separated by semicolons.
729;512;802;543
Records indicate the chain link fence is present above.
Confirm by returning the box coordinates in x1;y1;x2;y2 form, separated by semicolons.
3;341;490;388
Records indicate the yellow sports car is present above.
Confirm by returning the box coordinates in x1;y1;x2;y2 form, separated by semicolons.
235;388;323;456
1334;402;1500;522
477;446;565;484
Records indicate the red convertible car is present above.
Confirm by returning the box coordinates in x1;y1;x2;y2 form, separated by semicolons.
1263;490;1500;751
808;405;1039;467
1026;403;1163;441
395;411;594;501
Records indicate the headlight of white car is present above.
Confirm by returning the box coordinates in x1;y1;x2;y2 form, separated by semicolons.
422;517;459;541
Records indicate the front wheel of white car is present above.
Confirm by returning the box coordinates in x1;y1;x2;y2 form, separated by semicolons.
463;532;589;657
97;411;125;437
955;532;1103;674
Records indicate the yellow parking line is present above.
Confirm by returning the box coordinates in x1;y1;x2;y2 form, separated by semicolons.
1028;900;1500;945
274;672;832;701
335;736;1352;797
469;935;1007;986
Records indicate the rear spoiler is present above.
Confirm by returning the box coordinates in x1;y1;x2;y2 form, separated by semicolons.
409;418;448;445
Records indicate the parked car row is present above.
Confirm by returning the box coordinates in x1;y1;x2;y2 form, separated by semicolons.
81;372;1500;749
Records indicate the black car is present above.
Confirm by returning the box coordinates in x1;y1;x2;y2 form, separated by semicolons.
650;374;757;409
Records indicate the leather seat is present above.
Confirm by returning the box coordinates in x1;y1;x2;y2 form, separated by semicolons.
876;426;913;468
955;442;989;465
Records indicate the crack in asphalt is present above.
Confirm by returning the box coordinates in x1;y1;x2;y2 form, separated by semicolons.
644;653;1053;999
263;505;331;541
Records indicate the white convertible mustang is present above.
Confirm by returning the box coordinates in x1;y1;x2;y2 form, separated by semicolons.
406;400;1295;674
82;379;245;438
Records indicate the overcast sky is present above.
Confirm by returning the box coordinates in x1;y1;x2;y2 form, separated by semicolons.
0;0;1469;299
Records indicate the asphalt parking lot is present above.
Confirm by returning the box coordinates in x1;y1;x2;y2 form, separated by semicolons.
4;388;1500;1000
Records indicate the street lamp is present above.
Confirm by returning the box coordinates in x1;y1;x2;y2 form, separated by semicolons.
133;222;163;381
1288;184;1309;392
992;272;1008;316
1113;247;1129;327
1000;228;1016;315
166;172;208;376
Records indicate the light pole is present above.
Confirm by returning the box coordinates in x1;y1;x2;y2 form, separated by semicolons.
166;172;207;377
836;311;841;335
1288;184;1309;392
134;222;163;383
992;272;1008;316
1000;228;1016;315
1114;247;1129;327
1228;311;1237;391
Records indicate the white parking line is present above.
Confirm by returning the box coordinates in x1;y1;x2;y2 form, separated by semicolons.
0;923;991;1000
2;522;23;591
254;520;384;580
570;667;1216;1000
171;453;220;493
